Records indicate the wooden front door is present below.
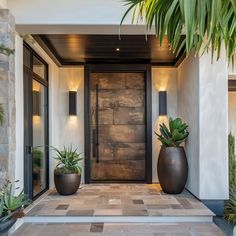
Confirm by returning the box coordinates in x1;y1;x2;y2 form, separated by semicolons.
89;72;146;181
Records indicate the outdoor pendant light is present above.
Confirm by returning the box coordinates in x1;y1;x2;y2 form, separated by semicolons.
159;91;167;116
69;91;77;116
33;90;40;116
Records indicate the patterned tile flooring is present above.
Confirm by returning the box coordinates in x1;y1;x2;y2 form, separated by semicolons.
26;184;214;217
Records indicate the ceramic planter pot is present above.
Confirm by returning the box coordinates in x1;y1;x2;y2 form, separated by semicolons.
54;173;81;195
0;218;17;233
157;146;188;194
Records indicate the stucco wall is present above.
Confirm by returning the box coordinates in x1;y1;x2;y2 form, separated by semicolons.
152;67;178;182
178;54;200;197
58;67;85;182
178;52;228;200
15;33;24;193
229;92;236;142
199;50;228;200
0;0;7;8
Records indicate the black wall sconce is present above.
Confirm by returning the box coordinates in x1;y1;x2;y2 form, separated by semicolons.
69;91;77;116
33;90;40;116
159;91;167;116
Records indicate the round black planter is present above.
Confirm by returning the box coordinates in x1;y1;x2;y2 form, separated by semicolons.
157;146;188;194
0;218;16;233
54;173;81;195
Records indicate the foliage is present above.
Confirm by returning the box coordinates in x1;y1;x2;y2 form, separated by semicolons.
0;181;31;223
0;44;14;56
229;133;236;187
155;117;189;147
51;146;83;175
0;104;3;126
32;148;42;169
121;0;236;64
224;187;236;226
224;134;236;226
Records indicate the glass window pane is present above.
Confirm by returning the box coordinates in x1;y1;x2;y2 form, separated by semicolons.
32;79;47;197
33;55;46;79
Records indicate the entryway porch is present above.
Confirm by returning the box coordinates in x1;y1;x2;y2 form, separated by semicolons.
12;184;224;235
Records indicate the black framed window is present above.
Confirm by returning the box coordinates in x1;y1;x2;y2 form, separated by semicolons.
23;43;49;200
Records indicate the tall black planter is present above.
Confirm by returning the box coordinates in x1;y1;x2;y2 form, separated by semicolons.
157;146;188;194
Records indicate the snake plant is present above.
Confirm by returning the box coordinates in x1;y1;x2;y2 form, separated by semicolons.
121;0;236;64
155;117;189;147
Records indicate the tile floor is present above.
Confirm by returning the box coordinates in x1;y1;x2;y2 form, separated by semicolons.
26;184;214;217
12;222;225;236
11;184;225;236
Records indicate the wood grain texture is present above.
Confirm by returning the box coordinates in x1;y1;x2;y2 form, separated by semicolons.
90;72;146;181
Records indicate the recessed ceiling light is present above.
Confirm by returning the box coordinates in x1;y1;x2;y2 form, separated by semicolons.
116;48;120;51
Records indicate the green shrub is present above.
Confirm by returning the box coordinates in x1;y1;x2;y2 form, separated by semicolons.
155;117;189;147
229;133;236;187
51;146;83;175
224;187;236;225
0;104;4;126
224;133;236;226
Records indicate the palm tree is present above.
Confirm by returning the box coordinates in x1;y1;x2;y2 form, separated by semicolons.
0;104;4;125
121;0;236;63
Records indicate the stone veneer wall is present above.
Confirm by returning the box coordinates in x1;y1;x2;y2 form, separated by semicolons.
0;9;15;186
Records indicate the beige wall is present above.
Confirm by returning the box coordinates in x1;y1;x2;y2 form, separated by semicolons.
58;67;85;182
0;0;7;8
152;67;178;182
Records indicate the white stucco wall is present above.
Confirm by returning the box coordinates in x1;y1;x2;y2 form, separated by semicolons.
178;52;228;200
58;67;85;183
229;92;236;141
15;33;24;193
152;68;178;182
199;50;228;200
178;54;200;197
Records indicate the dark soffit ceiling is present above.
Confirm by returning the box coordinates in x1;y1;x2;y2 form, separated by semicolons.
33;34;185;67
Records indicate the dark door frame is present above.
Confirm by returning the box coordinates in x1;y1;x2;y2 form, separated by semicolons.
84;63;152;184
23;43;49;200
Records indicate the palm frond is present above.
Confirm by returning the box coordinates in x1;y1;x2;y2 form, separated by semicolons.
121;0;236;64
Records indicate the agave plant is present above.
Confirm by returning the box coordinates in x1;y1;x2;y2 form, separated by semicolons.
0;181;31;223
155;117;189;147
121;0;236;64
51;146;83;174
224;187;236;225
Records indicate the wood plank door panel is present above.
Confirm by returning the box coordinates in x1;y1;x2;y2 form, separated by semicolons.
90;72;146;181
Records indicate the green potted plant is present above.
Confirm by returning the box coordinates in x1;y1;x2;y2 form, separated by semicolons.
155;117;189;194
0;181;31;233
51;146;83;195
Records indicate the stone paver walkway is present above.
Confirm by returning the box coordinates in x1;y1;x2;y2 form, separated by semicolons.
12;222;225;236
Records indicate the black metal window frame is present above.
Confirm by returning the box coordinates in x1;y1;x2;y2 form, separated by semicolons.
23;42;49;200
84;63;152;184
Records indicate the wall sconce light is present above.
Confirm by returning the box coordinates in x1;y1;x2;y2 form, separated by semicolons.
69;91;77;116
159;91;167;116
33;90;40;116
